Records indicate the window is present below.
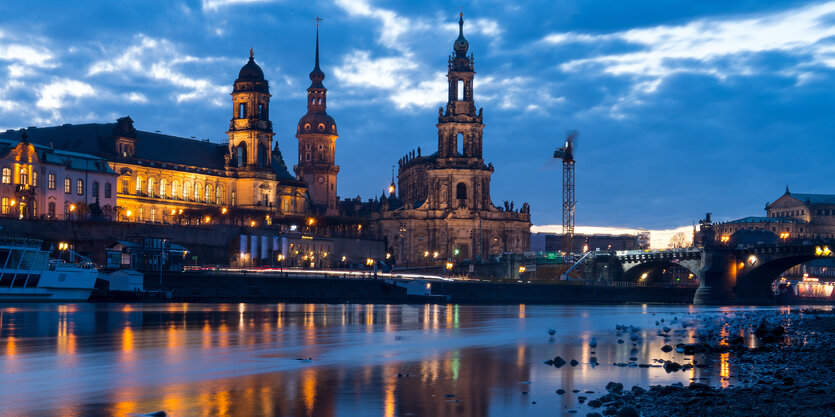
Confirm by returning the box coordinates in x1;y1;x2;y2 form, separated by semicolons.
231;190;236;206
1;168;9;184
258;103;265;120
238;102;246;118
19;170;27;185
147;178;155;198
135;176;142;194
457;133;464;156
171;181;178;199
457;79;464;100
160;179;166;198
150;208;156;223
104;183;112;199
32;172;37;187
48;202;55;219
138;207;143;221
205;185;212;203
1;198;8;214
76;179;84;195
121;179;129;194
216;186;223;205
193;183;200;201
236;144;246;167
92;181;99;198
456;182;467;200
183;182;191;201
48;173;56;190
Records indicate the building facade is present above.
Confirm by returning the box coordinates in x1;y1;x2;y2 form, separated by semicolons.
295;29;340;216
0;52;307;226
0;133;118;220
714;188;835;241
371;14;531;266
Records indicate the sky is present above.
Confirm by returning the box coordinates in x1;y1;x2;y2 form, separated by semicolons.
1;0;834;238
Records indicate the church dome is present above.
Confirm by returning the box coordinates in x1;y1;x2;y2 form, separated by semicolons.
297;113;337;136
237;49;265;82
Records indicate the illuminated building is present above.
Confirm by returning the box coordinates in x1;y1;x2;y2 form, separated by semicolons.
0;51;307;225
371;14;531;266
0;132;118;220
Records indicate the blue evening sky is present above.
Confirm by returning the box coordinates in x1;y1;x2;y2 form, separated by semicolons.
0;0;833;230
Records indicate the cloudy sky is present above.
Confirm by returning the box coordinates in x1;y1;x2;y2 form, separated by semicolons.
1;0;833;232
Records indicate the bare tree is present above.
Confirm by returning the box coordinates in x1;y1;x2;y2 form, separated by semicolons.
668;232;689;249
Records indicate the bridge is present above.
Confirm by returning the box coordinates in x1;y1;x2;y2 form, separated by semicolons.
591;241;835;304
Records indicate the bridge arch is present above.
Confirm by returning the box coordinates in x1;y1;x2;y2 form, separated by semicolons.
734;253;820;303
620;260;699;285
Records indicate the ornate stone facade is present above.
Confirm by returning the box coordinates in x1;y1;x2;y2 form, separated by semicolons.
371;14;531;266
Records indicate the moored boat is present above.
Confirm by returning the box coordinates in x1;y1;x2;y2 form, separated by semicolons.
0;237;98;301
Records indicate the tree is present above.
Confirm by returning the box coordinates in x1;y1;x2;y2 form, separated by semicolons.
668;232;689;249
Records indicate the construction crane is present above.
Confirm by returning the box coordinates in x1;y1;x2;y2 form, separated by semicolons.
553;131;577;265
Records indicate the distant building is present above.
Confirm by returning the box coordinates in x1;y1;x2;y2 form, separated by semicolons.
530;232;648;253
370;14;531;266
714;187;835;241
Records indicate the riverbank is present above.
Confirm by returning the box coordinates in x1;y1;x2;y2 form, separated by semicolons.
573;309;835;417
140;271;697;304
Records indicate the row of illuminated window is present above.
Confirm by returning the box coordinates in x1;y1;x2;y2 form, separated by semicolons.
126;177;229;205
2;168;113;198
236;102;268;120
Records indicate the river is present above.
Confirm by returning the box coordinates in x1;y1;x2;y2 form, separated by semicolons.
0;303;789;416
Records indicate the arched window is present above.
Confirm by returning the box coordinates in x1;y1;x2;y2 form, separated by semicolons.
193;183;200;202
92;181;99;197
205;185;212;203
1;168;10;184
457;79;464;100
171;181;179;199
147;178;155;198
456;182;467;200
457;133;464;156
64;177;71;194
238;102;246;118
183;182;191;201
19;168;27;185
76;179;84;195
236;144;247;167
48;202;55;219
216;186;223;205
258;103;265;120
160;179;167;198
135;176;143;194
1;198;8;214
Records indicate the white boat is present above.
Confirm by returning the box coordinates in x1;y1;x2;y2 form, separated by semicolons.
0;238;98;302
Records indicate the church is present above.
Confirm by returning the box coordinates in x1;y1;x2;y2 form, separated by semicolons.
0;50;311;227
370;14;531;266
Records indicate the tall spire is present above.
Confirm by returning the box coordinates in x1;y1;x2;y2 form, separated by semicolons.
309;17;325;85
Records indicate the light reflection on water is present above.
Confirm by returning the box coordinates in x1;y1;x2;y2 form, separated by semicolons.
0;303;799;417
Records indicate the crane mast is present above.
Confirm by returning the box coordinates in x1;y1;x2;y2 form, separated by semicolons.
554;132;577;264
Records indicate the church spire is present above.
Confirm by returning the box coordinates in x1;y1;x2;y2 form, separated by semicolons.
307;17;327;113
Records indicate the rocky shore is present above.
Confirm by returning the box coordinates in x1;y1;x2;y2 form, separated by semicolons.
552;309;835;417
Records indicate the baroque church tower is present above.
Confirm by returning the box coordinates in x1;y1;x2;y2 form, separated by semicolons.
226;50;277;208
295;25;339;216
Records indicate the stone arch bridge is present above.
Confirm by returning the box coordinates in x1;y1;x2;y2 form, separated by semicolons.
590;241;835;304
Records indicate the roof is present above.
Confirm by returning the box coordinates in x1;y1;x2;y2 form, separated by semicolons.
723;216;805;224
788;193;835;205
0;135;116;174
0;124;229;170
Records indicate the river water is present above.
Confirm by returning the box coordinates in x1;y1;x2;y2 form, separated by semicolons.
0;303;788;416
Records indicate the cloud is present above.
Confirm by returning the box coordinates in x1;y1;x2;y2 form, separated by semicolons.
88;34;228;106
334;0;429;50
547;2;835;80
201;0;276;12
334;50;417;89
36;79;94;111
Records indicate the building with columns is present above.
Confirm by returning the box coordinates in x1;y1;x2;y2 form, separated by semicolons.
0;51;307;226
371;14;531;266
295;28;340;216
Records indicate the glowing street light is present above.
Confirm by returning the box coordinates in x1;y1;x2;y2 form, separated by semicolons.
221;207;228;214
519;266;526;273
445;262;453;270
69;204;76;212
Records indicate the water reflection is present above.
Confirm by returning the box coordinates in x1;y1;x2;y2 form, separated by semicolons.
0;303;809;416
